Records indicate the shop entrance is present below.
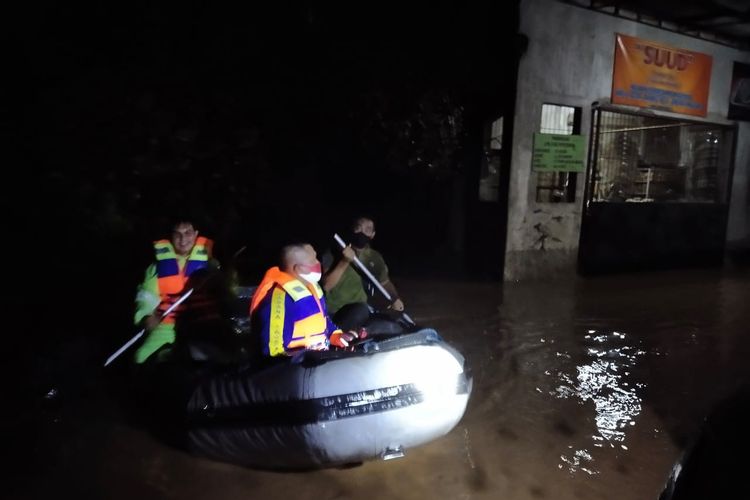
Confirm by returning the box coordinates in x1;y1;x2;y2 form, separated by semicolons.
578;105;737;274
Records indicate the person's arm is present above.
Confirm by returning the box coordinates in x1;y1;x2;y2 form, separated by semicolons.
380;280;402;310
372;251;405;311
321;245;356;292
134;264;161;329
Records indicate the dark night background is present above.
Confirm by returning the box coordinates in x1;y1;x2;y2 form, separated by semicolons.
9;4;750;498
7;1;523;409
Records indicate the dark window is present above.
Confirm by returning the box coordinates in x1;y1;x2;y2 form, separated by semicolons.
479;117;503;202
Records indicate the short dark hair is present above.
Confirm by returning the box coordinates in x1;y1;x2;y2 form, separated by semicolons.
279;243;309;270
168;216;198;233
351;215;375;231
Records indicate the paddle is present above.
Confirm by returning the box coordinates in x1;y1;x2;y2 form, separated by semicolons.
333;233;416;326
104;288;194;366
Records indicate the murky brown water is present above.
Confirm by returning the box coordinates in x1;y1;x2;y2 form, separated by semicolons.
14;268;750;499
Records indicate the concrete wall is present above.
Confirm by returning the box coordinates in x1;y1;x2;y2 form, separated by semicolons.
504;0;750;281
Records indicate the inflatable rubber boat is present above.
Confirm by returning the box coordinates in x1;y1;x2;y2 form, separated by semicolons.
185;329;472;469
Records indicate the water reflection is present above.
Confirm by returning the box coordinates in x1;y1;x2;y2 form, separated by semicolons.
550;330;646;474
15;272;750;499
560;447;597;475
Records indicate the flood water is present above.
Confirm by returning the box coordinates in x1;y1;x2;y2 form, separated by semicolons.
13;268;750;499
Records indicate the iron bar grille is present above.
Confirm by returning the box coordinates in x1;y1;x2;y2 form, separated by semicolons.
588;109;735;204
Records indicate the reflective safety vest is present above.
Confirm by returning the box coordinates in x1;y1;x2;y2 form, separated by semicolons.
154;236;213;323
250;267;336;356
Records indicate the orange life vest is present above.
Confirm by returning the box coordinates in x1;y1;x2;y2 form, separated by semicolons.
250;267;331;355
154;236;213;324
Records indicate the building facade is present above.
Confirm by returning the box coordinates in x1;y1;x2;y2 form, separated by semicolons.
504;0;750;280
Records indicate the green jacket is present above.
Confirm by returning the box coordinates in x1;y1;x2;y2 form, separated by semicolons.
325;247;389;314
132;255;226;364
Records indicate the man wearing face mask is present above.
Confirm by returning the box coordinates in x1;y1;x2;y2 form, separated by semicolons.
250;243;357;357
322;216;405;331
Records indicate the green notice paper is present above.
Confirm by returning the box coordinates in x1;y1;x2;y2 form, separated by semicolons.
532;133;585;172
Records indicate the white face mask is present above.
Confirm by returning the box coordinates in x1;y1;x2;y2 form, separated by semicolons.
297;259;322;284
298;271;322;283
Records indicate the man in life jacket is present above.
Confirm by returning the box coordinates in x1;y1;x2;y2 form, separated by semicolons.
133;219;219;364
250;243;358;358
